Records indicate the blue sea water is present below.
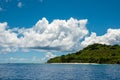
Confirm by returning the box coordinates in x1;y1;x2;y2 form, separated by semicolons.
0;64;120;80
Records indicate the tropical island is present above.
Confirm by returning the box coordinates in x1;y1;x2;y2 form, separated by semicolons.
47;44;120;64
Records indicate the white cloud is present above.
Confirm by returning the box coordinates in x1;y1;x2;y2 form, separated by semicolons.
45;52;56;59
21;17;88;52
17;2;22;8
0;17;120;53
0;18;88;53
0;22;20;53
41;52;56;61
0;22;7;31
81;28;120;47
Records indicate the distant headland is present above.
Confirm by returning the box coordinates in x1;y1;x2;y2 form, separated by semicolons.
47;44;120;64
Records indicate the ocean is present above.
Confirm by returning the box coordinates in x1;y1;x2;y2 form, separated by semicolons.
0;63;120;80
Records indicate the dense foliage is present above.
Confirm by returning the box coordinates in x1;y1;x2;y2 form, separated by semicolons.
47;44;120;64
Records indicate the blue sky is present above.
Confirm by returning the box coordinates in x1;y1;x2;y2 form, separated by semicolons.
0;0;120;63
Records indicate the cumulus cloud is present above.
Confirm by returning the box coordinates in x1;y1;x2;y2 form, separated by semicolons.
0;22;20;53
21;18;88;52
17;2;22;8
0;17;120;53
0;18;88;53
81;28;120;47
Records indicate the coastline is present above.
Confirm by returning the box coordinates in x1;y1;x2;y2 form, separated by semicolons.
47;63;120;65
48;63;101;65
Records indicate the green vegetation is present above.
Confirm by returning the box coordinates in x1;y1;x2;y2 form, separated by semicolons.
47;44;120;64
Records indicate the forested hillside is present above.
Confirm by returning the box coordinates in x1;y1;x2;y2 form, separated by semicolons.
47;44;120;64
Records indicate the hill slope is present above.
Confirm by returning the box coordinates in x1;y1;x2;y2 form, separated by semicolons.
47;44;120;64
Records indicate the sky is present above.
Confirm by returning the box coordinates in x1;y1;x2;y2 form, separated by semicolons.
0;0;120;63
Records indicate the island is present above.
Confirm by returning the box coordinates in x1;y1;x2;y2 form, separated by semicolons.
47;44;120;64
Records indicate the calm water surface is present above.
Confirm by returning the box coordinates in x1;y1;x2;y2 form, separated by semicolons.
0;63;120;80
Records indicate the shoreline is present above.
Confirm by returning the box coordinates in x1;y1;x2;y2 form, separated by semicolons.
47;63;120;65
48;63;104;65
